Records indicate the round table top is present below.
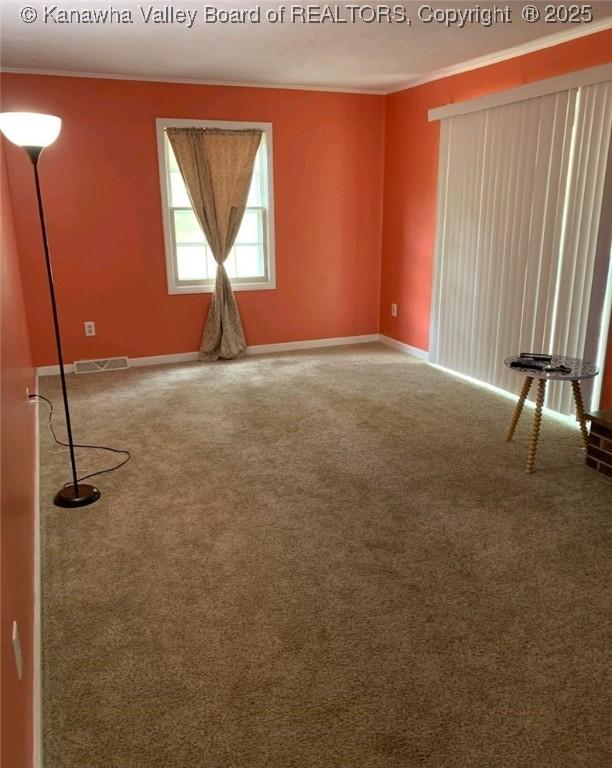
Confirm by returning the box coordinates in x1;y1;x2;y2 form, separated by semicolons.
504;355;598;381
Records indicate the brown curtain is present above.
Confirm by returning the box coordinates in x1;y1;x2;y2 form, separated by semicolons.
167;127;262;361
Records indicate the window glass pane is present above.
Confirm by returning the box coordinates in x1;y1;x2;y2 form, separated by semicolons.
176;245;207;281
225;249;238;279
174;209;204;243
170;172;191;208
236;209;261;244
247;173;260;207
246;139;265;206
235;245;264;278
165;132;270;287
168;143;179;171
206;249;217;278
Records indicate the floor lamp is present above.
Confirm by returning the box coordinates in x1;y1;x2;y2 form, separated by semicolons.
0;112;101;508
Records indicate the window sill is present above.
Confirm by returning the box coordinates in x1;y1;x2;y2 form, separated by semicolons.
168;280;276;295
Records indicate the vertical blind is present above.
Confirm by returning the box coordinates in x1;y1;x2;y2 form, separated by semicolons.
430;81;612;415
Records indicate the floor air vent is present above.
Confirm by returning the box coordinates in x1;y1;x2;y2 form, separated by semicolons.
74;357;129;374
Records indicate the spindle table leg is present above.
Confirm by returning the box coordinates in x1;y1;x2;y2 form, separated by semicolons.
526;379;547;474
571;380;589;449
506;376;533;442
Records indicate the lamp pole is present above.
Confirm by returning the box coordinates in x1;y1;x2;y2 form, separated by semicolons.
1;113;101;507
28;148;79;492
26;146;101;508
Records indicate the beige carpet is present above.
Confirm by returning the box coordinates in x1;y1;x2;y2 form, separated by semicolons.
39;344;612;768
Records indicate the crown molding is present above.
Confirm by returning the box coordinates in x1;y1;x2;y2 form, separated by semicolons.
0;67;386;96
428;62;612;121
1;17;610;96
387;16;612;93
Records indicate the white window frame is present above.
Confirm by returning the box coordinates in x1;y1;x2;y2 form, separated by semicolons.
156;117;276;294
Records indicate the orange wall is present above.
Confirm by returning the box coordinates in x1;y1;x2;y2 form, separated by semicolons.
380;29;612;407
0;75;385;366
4;37;610;389
0;33;611;767
1;146;37;768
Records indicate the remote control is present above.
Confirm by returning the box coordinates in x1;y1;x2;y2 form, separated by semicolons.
519;352;552;362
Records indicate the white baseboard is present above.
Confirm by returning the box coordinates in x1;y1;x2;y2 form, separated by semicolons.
246;334;379;355
36;335;381;376
129;351;200;368
32;371;42;768
378;334;429;361
35;334;431;375
37;362;74;376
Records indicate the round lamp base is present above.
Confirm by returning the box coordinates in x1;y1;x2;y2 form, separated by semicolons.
54;484;101;508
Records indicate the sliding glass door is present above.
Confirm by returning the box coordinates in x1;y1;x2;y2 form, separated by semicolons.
430;80;612;415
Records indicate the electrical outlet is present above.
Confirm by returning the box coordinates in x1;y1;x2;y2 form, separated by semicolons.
12;621;23;680
84;321;96;337
391;303;398;317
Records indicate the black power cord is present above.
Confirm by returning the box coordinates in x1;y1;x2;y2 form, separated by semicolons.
29;393;131;483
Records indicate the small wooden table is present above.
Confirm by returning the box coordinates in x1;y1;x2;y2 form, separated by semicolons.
504;355;599;474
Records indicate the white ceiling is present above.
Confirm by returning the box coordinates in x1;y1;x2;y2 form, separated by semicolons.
1;1;611;93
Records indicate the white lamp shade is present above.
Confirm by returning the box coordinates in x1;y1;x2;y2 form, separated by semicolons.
0;112;61;148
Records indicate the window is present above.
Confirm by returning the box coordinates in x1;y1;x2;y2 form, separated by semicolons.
430;79;612;415
157;119;275;294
